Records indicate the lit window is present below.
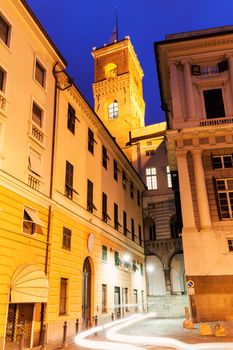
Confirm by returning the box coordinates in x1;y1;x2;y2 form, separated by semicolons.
0;15;10;46
212;155;233;169
23;206;43;235
145;150;154;156
166;166;172;188
62;227;71;250
35;60;46;88
102;245;107;262
146;167;157;190
216;178;233;219
108;100;118;119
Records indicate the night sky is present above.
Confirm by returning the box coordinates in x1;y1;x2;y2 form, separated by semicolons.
26;0;233;125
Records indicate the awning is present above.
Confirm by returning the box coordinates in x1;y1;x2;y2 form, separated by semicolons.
24;207;45;227
10;264;49;303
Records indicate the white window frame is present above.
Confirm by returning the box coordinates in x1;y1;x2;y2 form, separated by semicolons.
216;178;233;219
108;101;118;120
146;167;157;190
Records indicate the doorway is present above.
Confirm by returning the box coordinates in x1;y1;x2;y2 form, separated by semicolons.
82;257;92;329
133;289;138;313
114;286;121;318
5;303;34;349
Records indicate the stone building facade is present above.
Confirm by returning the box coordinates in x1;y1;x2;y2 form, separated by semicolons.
156;26;233;321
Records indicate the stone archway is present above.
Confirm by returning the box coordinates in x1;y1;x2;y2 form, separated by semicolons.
170;253;186;294
146;255;166;296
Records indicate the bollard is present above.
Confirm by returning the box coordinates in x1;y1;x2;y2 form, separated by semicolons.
41;324;47;350
76;318;79;335
18;331;24;350
94;315;98;336
111;313;114;322
62;321;67;348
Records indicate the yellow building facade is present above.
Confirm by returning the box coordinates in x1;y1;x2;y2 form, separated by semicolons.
0;1;146;349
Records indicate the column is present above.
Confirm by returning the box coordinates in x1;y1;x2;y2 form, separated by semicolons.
192;149;212;230
176;149;196;231
228;55;233;113
169;62;183;120
183;61;196;120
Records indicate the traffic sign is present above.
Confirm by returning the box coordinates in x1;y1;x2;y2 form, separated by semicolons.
187;280;195;288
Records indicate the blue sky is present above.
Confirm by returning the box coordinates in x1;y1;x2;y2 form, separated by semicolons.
27;0;233;125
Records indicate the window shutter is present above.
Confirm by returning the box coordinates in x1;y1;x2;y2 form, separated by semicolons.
212;177;221;220
218;60;228;73
191;65;201;75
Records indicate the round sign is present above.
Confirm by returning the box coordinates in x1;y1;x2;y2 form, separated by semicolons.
187;280;195;288
87;233;95;252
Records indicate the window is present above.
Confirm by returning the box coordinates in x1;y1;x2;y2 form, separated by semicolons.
122;171;127;189
28;149;41;177
113;160;119;181
102;145;109;169
67;103;76;134
149;223;156;240
140;263;143;276
23;206;43;235
191;61;228;76
32;103;43;128
138;225;142;246
227;239;233;252
88;128;96;154
0;66;6;92
62;227;71;250
146;167;157;190
216;178;233;219
108;100;118;119
203;89;225;119
145;150;154;156
87;179;97;213
35;60;46;88
114;203;118;230
102;192;110;222
102;245;107;262
212;155;233;169
131;218;135;241
0;15;10;46
123;211;127;236
137;190;140;207
65;161;73;199
166;166;172;188
102;284;107;313
132;260;138;272
124;288;129;312
59;278;68;315
130;181;134;199
114;251;121;266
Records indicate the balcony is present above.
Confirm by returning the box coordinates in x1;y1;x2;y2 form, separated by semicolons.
28;173;41;191
199;116;233;127
145;237;182;256
29;121;45;147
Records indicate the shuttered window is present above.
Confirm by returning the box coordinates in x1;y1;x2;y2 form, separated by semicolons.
65;161;73;199
59;278;68;315
131;218;135;241
67;103;76;134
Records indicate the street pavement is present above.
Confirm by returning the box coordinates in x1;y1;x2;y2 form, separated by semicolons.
48;316;233;350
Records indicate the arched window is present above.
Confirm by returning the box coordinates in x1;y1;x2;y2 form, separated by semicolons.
105;63;117;78
108;100;118;119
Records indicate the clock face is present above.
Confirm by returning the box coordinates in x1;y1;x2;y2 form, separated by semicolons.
87;233;95;252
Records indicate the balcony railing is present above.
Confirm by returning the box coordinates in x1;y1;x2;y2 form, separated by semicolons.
28;173;41;191
145;237;182;255
29;121;45;146
199;116;233;127
0;91;7;114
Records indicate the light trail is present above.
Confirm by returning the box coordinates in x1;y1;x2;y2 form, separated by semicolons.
106;313;233;350
75;314;142;350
